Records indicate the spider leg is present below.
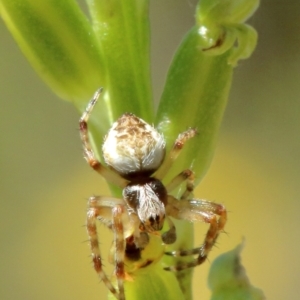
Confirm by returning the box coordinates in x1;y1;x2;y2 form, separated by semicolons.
79;89;128;188
164;196;227;271
87;195;130;300
154;128;197;180
112;205;125;300
165;169;195;200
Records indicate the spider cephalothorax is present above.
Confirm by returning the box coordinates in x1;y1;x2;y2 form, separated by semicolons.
123;177;168;232
79;88;227;300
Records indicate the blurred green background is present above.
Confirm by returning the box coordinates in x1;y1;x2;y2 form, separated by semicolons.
1;1;299;299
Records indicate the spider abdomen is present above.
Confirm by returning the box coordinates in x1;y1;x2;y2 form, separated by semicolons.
102;113;166;176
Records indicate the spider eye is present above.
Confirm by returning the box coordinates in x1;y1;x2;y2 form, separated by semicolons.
143;213;165;231
102;113;165;175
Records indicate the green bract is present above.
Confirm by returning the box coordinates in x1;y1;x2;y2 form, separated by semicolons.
208;243;265;300
0;0;260;299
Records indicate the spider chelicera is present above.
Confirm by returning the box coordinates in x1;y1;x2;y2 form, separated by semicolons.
79;88;227;300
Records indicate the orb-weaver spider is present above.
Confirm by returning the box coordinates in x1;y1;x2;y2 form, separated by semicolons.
79;88;227;300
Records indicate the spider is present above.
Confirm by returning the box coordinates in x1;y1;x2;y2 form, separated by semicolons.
79;88;227;300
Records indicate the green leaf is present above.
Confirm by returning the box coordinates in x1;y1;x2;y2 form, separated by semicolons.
156;0;259;297
0;0;104;103
86;0;153;123
156;0;259;186
156;28;233;185
208;242;266;300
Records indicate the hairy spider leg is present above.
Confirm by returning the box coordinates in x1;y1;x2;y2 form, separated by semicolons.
87;196;132;300
154;128;197;180
161;169;195;245
164;196;227;271
79;88;128;188
112;205;126;300
165;169;195;200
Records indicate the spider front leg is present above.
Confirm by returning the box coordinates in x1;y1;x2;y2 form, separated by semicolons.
154;128;197;180
165;169;195;200
87;195;129;300
79;88;128;188
164;196;227;271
